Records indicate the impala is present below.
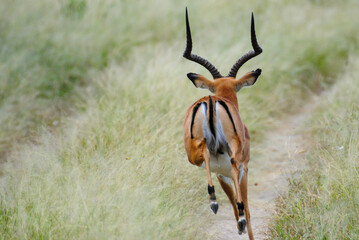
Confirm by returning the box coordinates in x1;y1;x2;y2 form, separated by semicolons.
182;8;263;239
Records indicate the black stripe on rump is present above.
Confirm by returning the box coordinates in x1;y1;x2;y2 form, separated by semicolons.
190;102;204;139
218;100;237;135
208;96;216;139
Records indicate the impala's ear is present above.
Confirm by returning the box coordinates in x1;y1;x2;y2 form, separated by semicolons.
187;73;216;93
234;68;262;92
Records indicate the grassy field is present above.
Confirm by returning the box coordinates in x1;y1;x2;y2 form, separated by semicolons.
0;0;358;239
270;58;359;239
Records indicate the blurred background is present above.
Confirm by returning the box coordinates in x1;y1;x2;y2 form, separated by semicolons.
0;0;358;239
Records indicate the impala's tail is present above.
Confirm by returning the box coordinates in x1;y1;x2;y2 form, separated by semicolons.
202;96;231;155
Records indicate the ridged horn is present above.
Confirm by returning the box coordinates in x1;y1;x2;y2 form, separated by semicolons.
227;13;263;78
183;8;223;79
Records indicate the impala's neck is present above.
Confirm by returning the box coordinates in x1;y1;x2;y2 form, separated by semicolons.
215;89;239;110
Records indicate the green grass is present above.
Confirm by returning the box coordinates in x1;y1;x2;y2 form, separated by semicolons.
270;58;359;239
0;0;183;158
0;0;359;239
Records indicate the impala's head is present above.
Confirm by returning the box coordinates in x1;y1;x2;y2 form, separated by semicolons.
183;8;263;99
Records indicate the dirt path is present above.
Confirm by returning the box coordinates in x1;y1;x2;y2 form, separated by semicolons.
208;97;319;239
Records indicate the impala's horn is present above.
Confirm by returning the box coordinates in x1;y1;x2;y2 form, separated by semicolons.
183;8;223;79
227;13;263;78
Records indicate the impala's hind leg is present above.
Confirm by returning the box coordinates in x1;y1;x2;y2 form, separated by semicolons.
240;168;254;240
228;143;247;235
232;162;247;235
188;138;218;214
216;174;239;221
202;147;218;214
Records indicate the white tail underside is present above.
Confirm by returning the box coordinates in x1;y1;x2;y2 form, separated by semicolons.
200;102;233;178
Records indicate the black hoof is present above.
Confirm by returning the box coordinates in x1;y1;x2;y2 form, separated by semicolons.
238;218;247;235
210;202;218;214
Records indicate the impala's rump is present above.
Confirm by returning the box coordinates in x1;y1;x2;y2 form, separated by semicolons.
184;96;244;173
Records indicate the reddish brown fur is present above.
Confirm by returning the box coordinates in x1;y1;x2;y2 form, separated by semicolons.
183;73;259;240
184;73;257;167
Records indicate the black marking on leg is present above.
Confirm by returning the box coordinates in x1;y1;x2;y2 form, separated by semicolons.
237;202;244;216
208;185;215;194
210;194;216;201
208;185;216;200
190;102;203;139
208;185;218;214
231;158;234;164
218;100;237;135
208;96;216;139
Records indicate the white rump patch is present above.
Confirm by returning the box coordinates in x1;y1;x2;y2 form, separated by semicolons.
199;101;233;177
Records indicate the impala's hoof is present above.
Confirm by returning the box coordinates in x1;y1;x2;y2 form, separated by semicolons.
210;201;218;214
238;218;247;235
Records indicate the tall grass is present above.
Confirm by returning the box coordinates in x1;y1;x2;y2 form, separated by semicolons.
0;0;358;239
270;58;359;239
0;0;183;159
